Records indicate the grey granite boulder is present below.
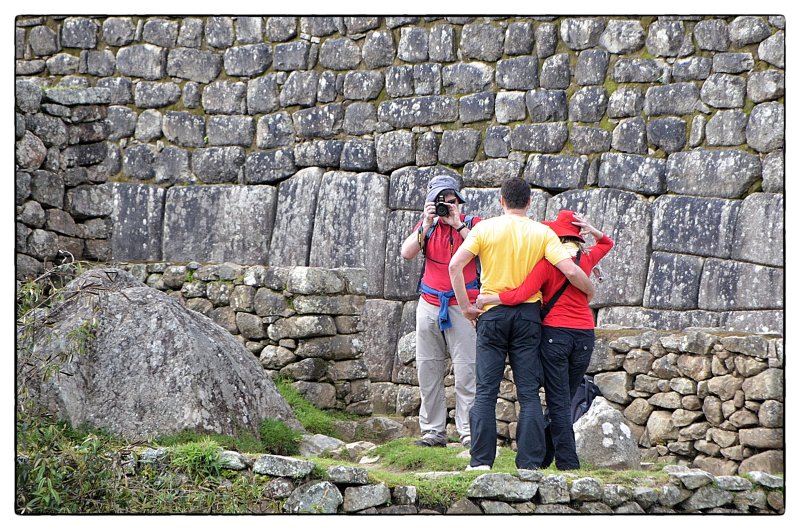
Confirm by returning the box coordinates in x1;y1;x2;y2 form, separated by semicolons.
525;89;567;122
283;481;342;513
442;62;493;94
223;43;271;77
574;397;641;469
359;299;403;382
460;22;504;61
701;74;746;109
467;473;538;502
694;19;729;51
23;268;298;438
644;82;699;115
705;110;747;147
646;20;686;57
510;123;567;153
202;81;247;114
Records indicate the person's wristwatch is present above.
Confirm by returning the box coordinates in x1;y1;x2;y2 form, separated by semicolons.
456;223;468;233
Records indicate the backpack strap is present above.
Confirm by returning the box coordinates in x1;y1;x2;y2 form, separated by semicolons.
540;251;581;318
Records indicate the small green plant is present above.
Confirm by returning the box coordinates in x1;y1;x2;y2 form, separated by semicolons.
259;419;302;455
170;437;222;478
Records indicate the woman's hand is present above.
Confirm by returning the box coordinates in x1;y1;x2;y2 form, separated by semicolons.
572;213;603;239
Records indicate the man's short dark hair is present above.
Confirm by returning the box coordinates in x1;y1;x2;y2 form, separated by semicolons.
501;178;531;209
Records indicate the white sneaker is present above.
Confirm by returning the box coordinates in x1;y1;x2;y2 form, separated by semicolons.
465;465;490;471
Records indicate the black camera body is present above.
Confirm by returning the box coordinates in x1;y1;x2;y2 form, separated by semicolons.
435;194;450;217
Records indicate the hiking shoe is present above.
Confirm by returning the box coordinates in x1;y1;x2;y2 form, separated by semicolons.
414;437;446;447
465;465;490;471
461;437;471;449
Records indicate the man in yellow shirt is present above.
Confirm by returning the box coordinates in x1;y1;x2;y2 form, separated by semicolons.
449;177;595;470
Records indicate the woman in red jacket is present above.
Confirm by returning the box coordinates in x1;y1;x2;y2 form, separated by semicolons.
477;210;613;470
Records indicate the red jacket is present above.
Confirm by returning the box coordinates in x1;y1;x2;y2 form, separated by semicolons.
415;214;481;306
498;234;614;328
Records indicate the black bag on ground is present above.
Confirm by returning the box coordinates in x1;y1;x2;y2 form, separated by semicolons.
570;375;601;423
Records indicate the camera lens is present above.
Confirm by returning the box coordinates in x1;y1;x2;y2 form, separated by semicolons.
435;202;449;216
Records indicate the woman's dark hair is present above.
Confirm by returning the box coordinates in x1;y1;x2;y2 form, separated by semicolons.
500;178;530;209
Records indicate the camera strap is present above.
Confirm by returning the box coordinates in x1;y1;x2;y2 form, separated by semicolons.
417;216;480;293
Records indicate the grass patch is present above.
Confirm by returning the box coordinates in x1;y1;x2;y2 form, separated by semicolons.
273;376;354;437
170;437;222;478
259;419;302;455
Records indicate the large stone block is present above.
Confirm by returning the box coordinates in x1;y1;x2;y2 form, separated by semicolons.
442;62;494;94
206;115;255;147
598;154;666;195
268;168;324;267
698;259;783;311
388;166;460;210
190;147;245;184
731;193;783;267
111;183;165;261
746;102;784;153
294;141;343;168
292;103;344;139
384;210;424;301
116;44;166;80
223;43;272;77
202;81;247;115
523;154;588;190
438;129;481;166
666;150;761;198
167;48;222;83
319;38;361;70
643;252;705;310
613;59;665;83
460;22;504;61
463;159;522;187
558;18;604;52
525;89;567;122
359;299;403;382
462;188;548;220
546;188;652;306
163;185;277;264
599;19;645;53
510;123;568;153
540;53;571;89
651;195;741;258
309;172;389;296
378;96;458;128
162;111;205;147
362;30;395;68
244;149;296;184
376;130;415;174
720;310;782;334
568;86;608;122
65;184;113;219
644;83;700;116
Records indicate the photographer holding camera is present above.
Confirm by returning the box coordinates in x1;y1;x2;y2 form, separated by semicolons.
400;175;482;448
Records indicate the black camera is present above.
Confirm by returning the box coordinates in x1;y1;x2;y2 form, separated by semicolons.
435;194;450;217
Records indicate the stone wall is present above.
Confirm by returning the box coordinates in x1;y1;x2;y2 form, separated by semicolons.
15;15;784;334
131;449;785;513
119;262;373;415
119;262;784;477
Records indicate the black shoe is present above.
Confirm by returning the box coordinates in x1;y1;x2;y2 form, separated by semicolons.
414;437;446;447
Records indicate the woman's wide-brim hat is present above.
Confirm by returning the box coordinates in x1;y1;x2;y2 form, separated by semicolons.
543;209;585;243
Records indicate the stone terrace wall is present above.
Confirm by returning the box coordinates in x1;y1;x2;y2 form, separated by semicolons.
118;262;784;478
15;15;784;336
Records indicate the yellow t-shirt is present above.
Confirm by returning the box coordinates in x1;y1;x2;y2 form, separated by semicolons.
461;215;571;309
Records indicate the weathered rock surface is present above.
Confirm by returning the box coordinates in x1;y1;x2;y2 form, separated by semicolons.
24;268;299;438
